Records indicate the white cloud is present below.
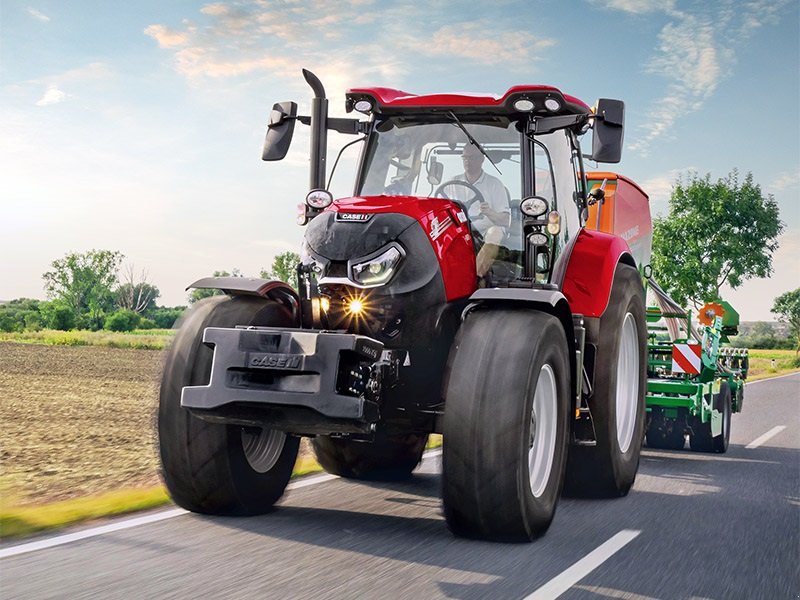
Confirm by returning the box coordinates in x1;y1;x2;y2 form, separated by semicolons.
423;23;556;67
35;86;66;106
625;1;791;155
144;24;189;48
595;0;674;14
639;167;693;216
767;170;799;193
26;7;50;22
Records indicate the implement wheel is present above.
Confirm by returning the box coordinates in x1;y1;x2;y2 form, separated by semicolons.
564;263;647;497
442;309;570;542
312;431;428;480
646;420;686;450
158;295;300;515
689;382;731;453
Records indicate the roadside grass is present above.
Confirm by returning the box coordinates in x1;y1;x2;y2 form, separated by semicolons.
0;435;443;541
0;328;174;350
745;348;800;381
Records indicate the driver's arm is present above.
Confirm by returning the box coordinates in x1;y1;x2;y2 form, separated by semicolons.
479;179;511;227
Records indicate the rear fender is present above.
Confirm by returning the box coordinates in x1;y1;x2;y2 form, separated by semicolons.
188;277;301;324
561;229;636;318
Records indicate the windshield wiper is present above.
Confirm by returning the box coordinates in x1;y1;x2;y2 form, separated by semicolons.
447;111;502;176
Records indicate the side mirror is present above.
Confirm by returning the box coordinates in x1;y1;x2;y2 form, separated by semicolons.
427;157;443;186
262;101;297;161
591;98;625;163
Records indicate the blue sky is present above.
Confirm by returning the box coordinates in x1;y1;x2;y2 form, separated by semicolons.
2;0;798;318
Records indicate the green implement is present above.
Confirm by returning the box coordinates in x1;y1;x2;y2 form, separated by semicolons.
644;279;748;453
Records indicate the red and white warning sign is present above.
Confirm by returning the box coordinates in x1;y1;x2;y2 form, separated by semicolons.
672;343;702;374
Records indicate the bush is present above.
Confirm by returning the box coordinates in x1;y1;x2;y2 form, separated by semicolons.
104;309;141;332
150;306;185;329
39;301;76;331
23;312;42;332
138;318;157;330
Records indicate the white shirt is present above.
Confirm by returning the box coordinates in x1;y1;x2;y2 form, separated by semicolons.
451;171;510;236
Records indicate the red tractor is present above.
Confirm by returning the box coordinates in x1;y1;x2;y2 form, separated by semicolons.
158;70;651;542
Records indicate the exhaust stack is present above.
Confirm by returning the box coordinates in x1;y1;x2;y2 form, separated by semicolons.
303;69;328;191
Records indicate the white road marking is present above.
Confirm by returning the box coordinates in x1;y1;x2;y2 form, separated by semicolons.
0;448;443;559
524;530;641;600
745;426;787;449
0;509;188;559
745;371;800;385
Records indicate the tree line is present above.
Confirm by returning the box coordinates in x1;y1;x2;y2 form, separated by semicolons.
0;250;300;333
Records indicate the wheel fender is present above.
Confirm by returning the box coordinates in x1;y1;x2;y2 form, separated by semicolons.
188;277;300;323
561;229;636;318
465;288;577;396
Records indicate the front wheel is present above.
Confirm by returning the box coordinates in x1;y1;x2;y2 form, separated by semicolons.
442;309;570;542
158;295;300;515
564;263;647;497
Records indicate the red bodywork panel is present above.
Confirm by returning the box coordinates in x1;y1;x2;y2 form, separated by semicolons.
332;196;477;301
347;85;591;114
562;229;633;318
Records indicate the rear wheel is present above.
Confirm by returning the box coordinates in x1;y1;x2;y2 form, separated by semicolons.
312;431;428;480
442;309;570;542
563;263;647;497
689;382;731;453
158;295;300;515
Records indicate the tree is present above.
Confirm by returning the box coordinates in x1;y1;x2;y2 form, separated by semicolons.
772;288;800;353
188;269;242;304
43;250;124;328
115;265;160;314
651;170;783;308
260;251;301;288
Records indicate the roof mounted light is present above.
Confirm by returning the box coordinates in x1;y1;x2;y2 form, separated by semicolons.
544;98;561;112
354;99;373;113
306;189;333;209
513;98;535;112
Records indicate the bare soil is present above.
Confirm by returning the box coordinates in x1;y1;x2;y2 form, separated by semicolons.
0;342;315;507
1;342;165;506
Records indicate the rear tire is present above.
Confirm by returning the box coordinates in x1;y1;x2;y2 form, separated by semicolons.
312;431;428;480
158;295;300;515
689;382;731;453
442;309;570;542
563;263;647;497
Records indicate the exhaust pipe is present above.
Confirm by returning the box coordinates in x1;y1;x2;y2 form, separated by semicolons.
303;69;328;190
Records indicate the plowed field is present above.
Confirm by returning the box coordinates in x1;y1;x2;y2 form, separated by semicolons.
0;342;164;506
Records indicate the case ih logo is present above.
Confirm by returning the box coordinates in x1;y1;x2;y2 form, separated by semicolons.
249;353;303;370
336;213;372;223
429;215;453;241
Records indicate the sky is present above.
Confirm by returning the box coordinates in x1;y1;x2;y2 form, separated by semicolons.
1;0;798;319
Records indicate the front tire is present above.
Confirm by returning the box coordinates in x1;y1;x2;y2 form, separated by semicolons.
442;309;570;542
158;295;300;515
564;263;647;497
312;431;428;480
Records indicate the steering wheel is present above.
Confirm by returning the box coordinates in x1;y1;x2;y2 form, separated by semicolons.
434;179;485;212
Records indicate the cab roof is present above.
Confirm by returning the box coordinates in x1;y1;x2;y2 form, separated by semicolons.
345;85;591;117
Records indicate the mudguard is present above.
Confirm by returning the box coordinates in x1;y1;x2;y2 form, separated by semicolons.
561;229;635;318
188;276;300;321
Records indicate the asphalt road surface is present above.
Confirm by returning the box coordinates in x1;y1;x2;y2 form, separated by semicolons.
2;373;798;599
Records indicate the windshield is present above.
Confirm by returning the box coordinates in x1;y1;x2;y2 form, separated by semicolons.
356;116;573;284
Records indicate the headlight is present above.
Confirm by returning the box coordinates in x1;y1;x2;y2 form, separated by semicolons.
520;196;548;217
350;245;403;287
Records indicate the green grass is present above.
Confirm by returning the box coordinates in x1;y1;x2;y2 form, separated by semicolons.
746;348;800;381
0;328;175;350
0;435;444;541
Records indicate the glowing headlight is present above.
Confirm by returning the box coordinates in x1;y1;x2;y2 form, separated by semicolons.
350;246;403;287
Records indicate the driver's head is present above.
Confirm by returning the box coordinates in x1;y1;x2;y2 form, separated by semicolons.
461;144;484;180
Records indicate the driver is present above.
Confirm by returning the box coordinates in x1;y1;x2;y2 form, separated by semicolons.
450;143;510;278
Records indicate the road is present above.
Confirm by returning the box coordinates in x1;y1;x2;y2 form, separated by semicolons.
2;373;798;599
